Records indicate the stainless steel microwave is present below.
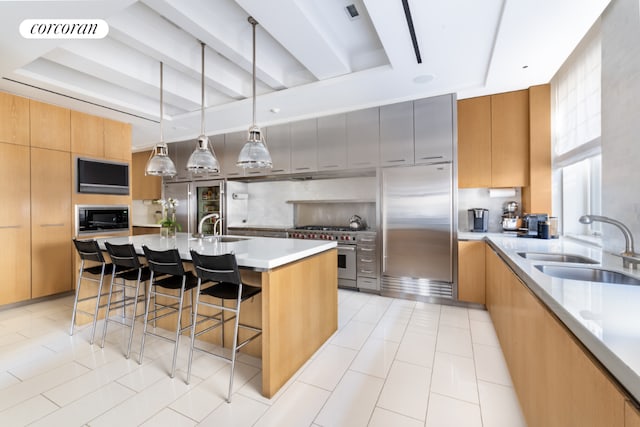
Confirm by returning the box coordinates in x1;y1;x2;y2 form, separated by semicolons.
76;205;130;235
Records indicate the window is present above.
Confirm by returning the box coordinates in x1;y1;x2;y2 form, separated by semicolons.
552;20;601;238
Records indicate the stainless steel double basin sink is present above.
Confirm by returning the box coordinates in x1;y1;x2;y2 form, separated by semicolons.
517;251;640;286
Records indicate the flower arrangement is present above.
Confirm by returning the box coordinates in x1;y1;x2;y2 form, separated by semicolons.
158;198;182;234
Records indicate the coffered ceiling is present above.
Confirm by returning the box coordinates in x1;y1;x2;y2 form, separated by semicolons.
0;0;611;150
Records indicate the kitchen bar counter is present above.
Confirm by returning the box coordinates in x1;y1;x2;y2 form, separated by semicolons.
483;234;640;403
96;233;338;398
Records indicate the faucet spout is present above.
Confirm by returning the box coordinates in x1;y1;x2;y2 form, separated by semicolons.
197;213;220;237
579;214;640;268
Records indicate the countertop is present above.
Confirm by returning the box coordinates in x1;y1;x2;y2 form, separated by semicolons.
96;233;336;271
483;234;640;403
132;223;161;228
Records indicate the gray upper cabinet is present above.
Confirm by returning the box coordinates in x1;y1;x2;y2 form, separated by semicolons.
221;131;245;178
347;107;379;169
290;119;318;172
380;101;414;166
414;94;454;163
317;114;347;171
264;123;291;175
166;140;195;181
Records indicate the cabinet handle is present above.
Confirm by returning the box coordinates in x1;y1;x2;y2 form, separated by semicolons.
248;171;261;174
321;164;340;169
360;247;374;252
351;161;370;166
386;159;406;163
420;155;443;160
360;238;375;242
359;259;373;263
41;223;65;227
0;225;20;229
295;167;311;171
272;169;284;173
361;270;374;274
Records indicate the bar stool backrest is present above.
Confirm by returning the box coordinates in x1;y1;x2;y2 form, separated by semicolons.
105;242;142;270
190;251;242;286
142;245;185;276
73;239;105;263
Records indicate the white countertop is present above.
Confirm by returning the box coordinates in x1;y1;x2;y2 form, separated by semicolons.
96;233;336;271
484;235;640;403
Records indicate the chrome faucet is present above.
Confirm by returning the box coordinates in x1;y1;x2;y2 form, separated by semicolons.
579;215;640;269
197;213;220;237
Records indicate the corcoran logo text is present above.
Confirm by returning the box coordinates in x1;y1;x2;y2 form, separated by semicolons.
19;19;109;39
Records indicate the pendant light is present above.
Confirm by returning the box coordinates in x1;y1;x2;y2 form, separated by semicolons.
145;62;177;176
186;42;220;173
237;16;272;169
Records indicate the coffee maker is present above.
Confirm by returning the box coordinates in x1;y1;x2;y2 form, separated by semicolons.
468;208;489;232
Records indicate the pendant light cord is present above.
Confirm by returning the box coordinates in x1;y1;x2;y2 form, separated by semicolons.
249;17;257;128
201;42;205;135
159;61;164;143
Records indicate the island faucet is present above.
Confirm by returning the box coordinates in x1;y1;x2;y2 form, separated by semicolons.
579;214;640;269
197;213;220;237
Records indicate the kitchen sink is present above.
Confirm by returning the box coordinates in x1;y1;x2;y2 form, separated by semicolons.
517;251;597;264
534;265;640;286
189;236;249;243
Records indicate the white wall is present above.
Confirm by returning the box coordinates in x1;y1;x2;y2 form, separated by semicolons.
601;0;640;252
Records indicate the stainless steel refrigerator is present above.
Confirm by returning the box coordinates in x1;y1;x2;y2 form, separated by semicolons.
381;163;455;298
163;180;224;236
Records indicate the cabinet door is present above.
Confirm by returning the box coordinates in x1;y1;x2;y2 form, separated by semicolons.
0;92;29;146
30;100;70;151
132;151;161;200
317;114;347;171
264;123;291;175
222;131;246;178
491;90;529;187
457;96;492;188
380;102;413;166
347;107;379;168
414;94;454;164
457;241;485;304
31;148;72;298
104;118;131;161
291;119;318;172
71;111;104;157
0;143;31;304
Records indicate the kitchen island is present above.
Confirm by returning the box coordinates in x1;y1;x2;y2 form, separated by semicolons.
97;233;338;398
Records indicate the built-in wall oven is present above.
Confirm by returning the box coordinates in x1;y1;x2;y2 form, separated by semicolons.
288;226;377;290
76;205;130;235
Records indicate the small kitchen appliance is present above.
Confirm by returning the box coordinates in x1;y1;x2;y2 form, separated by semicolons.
468;208;489;232
501;201;521;232
520;213;549;237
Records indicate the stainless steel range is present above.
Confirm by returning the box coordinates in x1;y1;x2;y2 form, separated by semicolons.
288;226;378;291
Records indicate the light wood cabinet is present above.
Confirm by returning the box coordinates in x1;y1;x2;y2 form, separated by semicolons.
626;401;640;427
317;114;347;171
104;118;131;161
491;90;529;187
132;151;161;200
347;107;379;169
457;241;485;304
31;148;72;298
523;84;552;214
30;100;70;151
71;111;104;157
0;142;31;304
379;101;414;166
486;247;626;427
0;92;29;146
291;119;318;172
458;90;529;188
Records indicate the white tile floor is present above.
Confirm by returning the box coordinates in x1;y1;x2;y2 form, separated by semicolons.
0;289;527;426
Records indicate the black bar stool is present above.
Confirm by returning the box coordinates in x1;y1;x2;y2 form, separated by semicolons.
101;242;152;358
187;250;262;403
70;238;111;344
139;245;198;378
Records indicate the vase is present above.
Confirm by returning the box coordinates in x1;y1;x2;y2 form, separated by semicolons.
160;225;176;238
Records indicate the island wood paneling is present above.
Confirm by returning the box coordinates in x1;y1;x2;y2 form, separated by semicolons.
30;100;70;151
0;92;29;146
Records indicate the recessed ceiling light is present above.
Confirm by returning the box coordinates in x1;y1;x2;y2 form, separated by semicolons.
413;74;434;84
345;4;360;20
522;65;529;69
270;107;280;113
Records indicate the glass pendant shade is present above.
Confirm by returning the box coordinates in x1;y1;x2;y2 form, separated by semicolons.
186;135;220;172
146;143;176;176
187;42;220;173
237;17;272;169
145;62;176;177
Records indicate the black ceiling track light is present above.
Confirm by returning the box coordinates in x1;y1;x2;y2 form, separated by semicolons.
401;0;422;64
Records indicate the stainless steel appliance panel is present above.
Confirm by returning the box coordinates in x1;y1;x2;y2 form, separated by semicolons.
382;164;453;283
163;180;224;236
163;181;191;234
